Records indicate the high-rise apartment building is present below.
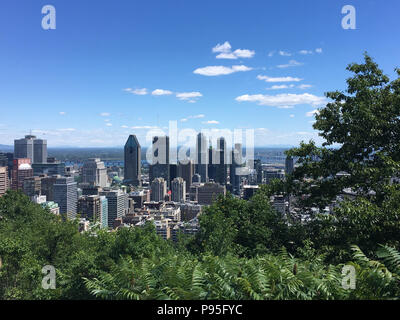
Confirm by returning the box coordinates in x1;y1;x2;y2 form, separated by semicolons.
53;176;78;220
196;133;208;182
0;167;8;197
151;177;167;202
99;189;127;228
82;158;108;187
78;195;99;220
124;135;141;186
23;176;42;197
14;135;47;164
0;153;14;179
171;177;186;203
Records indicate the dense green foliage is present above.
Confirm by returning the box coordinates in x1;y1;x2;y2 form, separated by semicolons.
1;54;400;300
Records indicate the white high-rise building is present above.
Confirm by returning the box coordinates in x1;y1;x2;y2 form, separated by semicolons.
82;158;108;188
151;177;167;202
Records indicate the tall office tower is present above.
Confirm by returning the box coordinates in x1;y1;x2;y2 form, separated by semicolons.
254;159;263;184
33;139;47;163
169;164;177;188
151;177;167;202
99;196;108;229
54;176;77;220
177;160;194;193
208;145;217;182
124;135;141;186
23;176;42;197
0;167;8;197
285;156;294;175
215;137;227;185
0;152;14;179
197;182;226;205
82;158;108;187
14;135;47;164
99;189;128;228
12;158;33;191
41;175;60;201
196;133;208;182
230;143;243;194
78;195;101;221
149;136;170;186
171;177;186;203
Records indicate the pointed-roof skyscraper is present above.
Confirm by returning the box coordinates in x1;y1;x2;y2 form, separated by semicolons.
124;135;141;186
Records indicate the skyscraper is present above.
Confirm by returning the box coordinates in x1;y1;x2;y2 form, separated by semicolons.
230;143;243;194
285;156;294;175
196;133;208;182
14;135;47;164
53;176;78;220
177;160;194;193
82;158;108;187
151;177;167;202
124;135;141;186
215;137;227;185
149;136;170;186
208;145;217;182
171;177;186;203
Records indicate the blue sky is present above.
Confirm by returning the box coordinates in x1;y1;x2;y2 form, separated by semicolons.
0;0;399;147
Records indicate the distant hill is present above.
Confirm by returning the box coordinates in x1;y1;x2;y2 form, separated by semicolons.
0;144;13;152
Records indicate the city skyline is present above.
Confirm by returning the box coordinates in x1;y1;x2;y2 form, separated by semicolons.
1;1;399;148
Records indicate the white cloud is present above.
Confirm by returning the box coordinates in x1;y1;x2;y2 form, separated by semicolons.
131;126;159;129
203;120;219;124
316;48;323;53
176;92;203;102
299;50;313;55
233;49;255;58
266;84;295;90
279;50;292;56
212;41;232;53
180;114;205;122
257;75;303;82
105;123;112;127
306;109;320;117
59;111;66;115
100;112;111;117
152;89;173;96
277;60;304;68
121;125;129;128
268;51;275;57
298;84;313;89
124;88;148;95
290;114;295;118
194;65;252;76
58;128;76;132
216;52;237;59
235;93;326;108
212;42;255;59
